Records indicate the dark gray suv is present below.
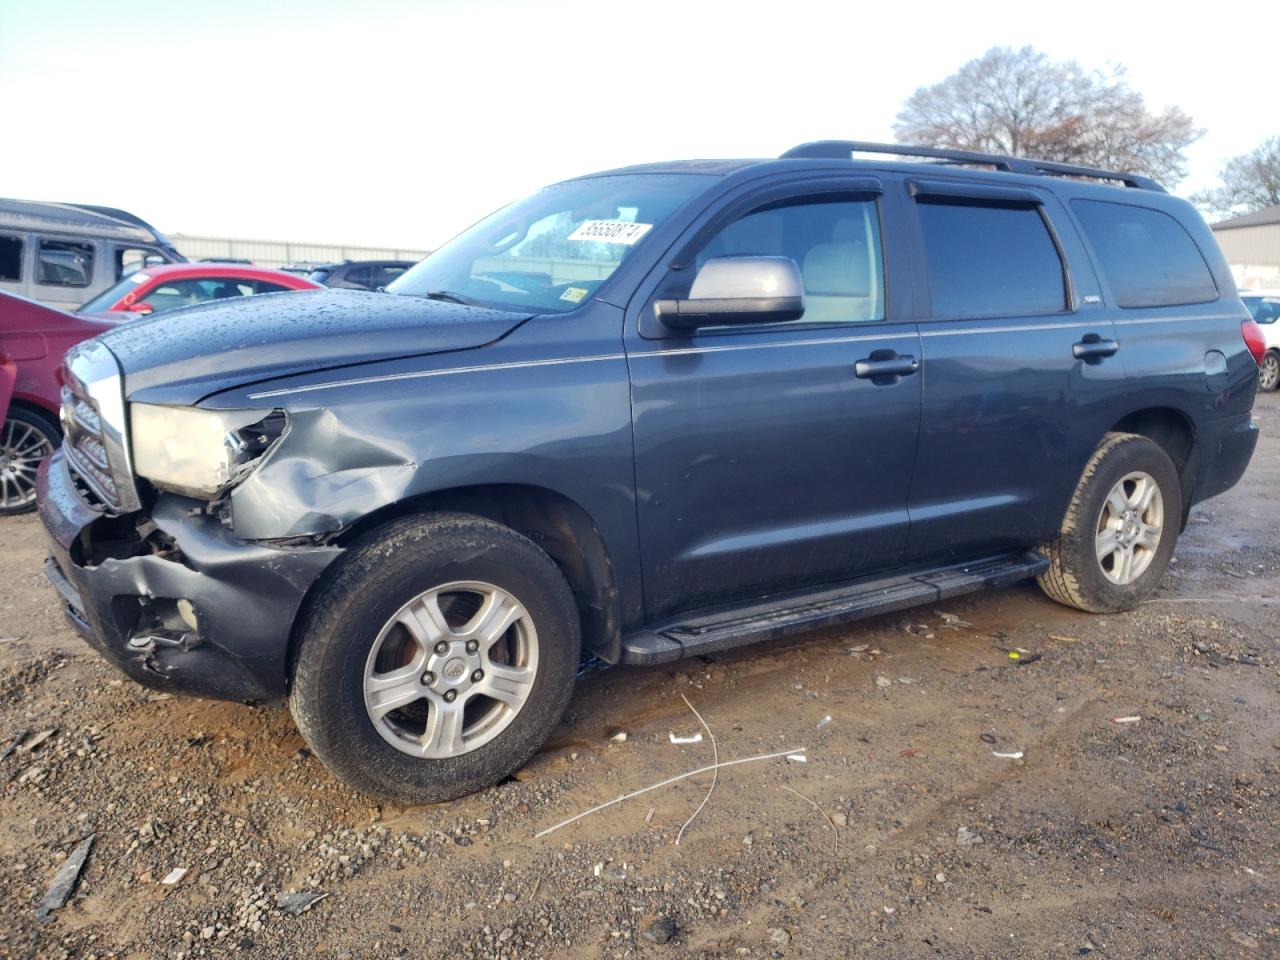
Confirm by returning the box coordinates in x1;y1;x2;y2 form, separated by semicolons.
38;141;1260;802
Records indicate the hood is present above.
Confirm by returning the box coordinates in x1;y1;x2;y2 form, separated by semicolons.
96;289;530;404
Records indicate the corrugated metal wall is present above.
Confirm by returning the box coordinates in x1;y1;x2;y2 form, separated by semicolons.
171;234;431;269
1212;223;1280;287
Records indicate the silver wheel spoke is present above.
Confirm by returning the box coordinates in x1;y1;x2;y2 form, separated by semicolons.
398;594;452;649
1115;546;1136;583
464;589;525;647
473;662;535;707
366;664;427;718
1135;524;1161;550
1106;487;1129;517
1096;529;1119;561
1133;477;1157;513
420;700;465;755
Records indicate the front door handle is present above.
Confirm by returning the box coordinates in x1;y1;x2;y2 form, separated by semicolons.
854;351;919;384
1073;336;1119;360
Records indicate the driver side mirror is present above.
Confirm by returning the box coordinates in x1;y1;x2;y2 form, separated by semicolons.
654;256;805;330
125;301;154;316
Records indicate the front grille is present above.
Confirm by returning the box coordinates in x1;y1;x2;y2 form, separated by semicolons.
61;384;120;510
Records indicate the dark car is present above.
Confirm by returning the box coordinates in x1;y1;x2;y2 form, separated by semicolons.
308;259;415;291
38;141;1260;803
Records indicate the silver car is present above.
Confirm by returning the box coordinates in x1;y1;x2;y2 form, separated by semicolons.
0;199;184;310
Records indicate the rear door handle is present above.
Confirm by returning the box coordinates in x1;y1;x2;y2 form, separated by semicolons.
854;351;919;383
1072;337;1119;360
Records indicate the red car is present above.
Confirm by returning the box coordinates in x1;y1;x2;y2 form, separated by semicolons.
77;262;321;318
0;265;320;514
0;294;111;513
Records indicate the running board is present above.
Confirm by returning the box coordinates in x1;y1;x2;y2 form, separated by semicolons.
620;551;1048;665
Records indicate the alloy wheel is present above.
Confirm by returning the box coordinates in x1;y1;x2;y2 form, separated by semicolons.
0;418;55;512
1095;471;1164;585
362;581;538;759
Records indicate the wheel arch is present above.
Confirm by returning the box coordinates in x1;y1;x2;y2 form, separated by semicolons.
310;483;622;665
1108;406;1196;525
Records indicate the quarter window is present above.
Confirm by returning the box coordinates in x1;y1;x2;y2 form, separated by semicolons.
0;235;21;281
37;239;95;287
688;197;885;324
917;200;1066;318
1072;199;1217;308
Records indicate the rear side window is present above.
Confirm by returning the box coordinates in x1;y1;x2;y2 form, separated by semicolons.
0;235;21;281
917;200;1066;318
37;238;95;287
1072;199;1217;308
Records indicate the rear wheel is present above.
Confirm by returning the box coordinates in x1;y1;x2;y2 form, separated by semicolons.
1037;432;1182;613
1259;351;1280;392
0;407;59;516
289;512;580;803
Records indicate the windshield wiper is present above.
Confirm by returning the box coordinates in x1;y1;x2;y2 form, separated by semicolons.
421;289;481;306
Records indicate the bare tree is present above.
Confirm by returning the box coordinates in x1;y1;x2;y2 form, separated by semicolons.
894;46;1201;187
1192;137;1280;219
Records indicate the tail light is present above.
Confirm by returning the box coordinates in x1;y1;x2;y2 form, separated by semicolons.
1242;319;1266;367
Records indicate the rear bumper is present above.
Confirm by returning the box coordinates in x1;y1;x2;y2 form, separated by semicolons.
38;449;342;703
1193;412;1259;505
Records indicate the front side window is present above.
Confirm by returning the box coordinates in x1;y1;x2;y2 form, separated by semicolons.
37;238;95;287
0;235;23;281
917;200;1066;318
116;246;162;279
388;174;712;313
142;278;255;314
1072;199;1217;308
677;196;886;324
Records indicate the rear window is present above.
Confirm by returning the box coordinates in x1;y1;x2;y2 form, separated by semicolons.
917;200;1066;318
1071;199;1217;308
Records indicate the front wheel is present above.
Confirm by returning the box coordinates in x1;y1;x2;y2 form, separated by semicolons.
1037;432;1182;613
1259;351;1280;392
289;512;581;803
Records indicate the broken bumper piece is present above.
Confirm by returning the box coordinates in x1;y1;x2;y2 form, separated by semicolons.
37;449;342;703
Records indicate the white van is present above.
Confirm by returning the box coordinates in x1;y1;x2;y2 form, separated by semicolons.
0;199;185;311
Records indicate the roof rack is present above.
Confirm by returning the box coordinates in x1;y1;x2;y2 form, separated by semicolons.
780;140;1164;192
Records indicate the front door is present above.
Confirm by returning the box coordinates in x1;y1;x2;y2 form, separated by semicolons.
626;182;923;621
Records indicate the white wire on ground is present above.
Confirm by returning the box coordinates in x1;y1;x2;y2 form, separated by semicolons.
533;747;806;840
675;694;718;846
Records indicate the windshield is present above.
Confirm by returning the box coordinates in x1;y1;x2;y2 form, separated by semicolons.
387;174;712;312
78;271;149;313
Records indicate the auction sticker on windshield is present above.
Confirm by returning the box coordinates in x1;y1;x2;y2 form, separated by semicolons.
567;220;653;244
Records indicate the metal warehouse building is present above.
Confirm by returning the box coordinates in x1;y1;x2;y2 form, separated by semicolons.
171;233;430;270
1211;205;1280;290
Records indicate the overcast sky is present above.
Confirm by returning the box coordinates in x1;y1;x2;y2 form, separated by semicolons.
1;0;1273;250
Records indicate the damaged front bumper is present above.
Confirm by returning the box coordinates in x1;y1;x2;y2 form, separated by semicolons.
37;449;343;703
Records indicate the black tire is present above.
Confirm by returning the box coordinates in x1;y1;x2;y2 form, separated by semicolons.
1;406;60;516
288;512;581;803
1259;351;1280;392
1037;432;1182;614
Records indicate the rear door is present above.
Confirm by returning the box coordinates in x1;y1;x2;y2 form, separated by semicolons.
626;175;923;621
901;178;1125;563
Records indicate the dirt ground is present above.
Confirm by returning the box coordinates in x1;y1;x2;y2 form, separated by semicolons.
1;401;1277;960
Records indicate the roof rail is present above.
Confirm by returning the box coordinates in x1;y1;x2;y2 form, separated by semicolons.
780;140;1164;192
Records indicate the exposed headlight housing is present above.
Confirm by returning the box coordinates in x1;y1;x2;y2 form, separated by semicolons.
131;404;288;499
